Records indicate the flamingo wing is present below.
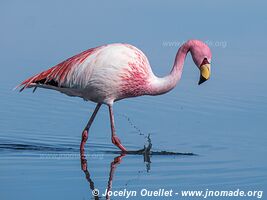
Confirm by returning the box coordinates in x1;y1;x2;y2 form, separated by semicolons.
17;46;101;92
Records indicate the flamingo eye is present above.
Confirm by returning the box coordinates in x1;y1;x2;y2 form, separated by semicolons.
200;58;210;66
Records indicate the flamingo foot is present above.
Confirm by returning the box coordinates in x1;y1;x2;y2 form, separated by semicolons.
80;130;88;153
112;135;127;152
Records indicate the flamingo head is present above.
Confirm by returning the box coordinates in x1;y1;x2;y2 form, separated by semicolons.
188;40;212;85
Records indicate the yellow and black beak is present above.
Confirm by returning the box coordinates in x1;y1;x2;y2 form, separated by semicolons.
198;63;211;85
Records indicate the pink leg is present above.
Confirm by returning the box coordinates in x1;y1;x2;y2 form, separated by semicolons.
80;103;101;153
108;105;127;152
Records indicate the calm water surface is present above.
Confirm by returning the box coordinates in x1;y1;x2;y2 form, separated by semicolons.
1;1;267;200
1;55;267;199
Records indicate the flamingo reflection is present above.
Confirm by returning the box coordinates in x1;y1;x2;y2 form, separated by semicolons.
79;135;193;199
80;152;127;200
80;139;152;200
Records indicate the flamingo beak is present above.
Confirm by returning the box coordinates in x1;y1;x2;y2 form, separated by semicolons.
198;64;210;85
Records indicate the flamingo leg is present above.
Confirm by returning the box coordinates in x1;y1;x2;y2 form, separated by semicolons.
108;105;127;152
80;103;101;153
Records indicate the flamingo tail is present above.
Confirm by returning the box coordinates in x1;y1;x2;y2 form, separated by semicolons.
15;65;62;92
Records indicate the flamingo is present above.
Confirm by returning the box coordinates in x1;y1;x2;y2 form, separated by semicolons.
17;39;212;153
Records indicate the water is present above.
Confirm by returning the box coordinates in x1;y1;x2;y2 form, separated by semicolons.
1;61;266;200
1;1;267;199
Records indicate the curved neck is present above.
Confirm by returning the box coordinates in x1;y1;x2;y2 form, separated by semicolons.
149;42;191;95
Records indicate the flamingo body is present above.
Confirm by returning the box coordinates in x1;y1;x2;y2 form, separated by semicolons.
18;40;212;152
20;44;154;104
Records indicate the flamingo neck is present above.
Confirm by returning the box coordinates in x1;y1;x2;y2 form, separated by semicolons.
149;42;191;95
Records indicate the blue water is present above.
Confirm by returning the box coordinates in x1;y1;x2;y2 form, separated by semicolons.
1;1;267;200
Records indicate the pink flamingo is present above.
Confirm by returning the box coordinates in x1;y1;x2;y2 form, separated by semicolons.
17;39;212;152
